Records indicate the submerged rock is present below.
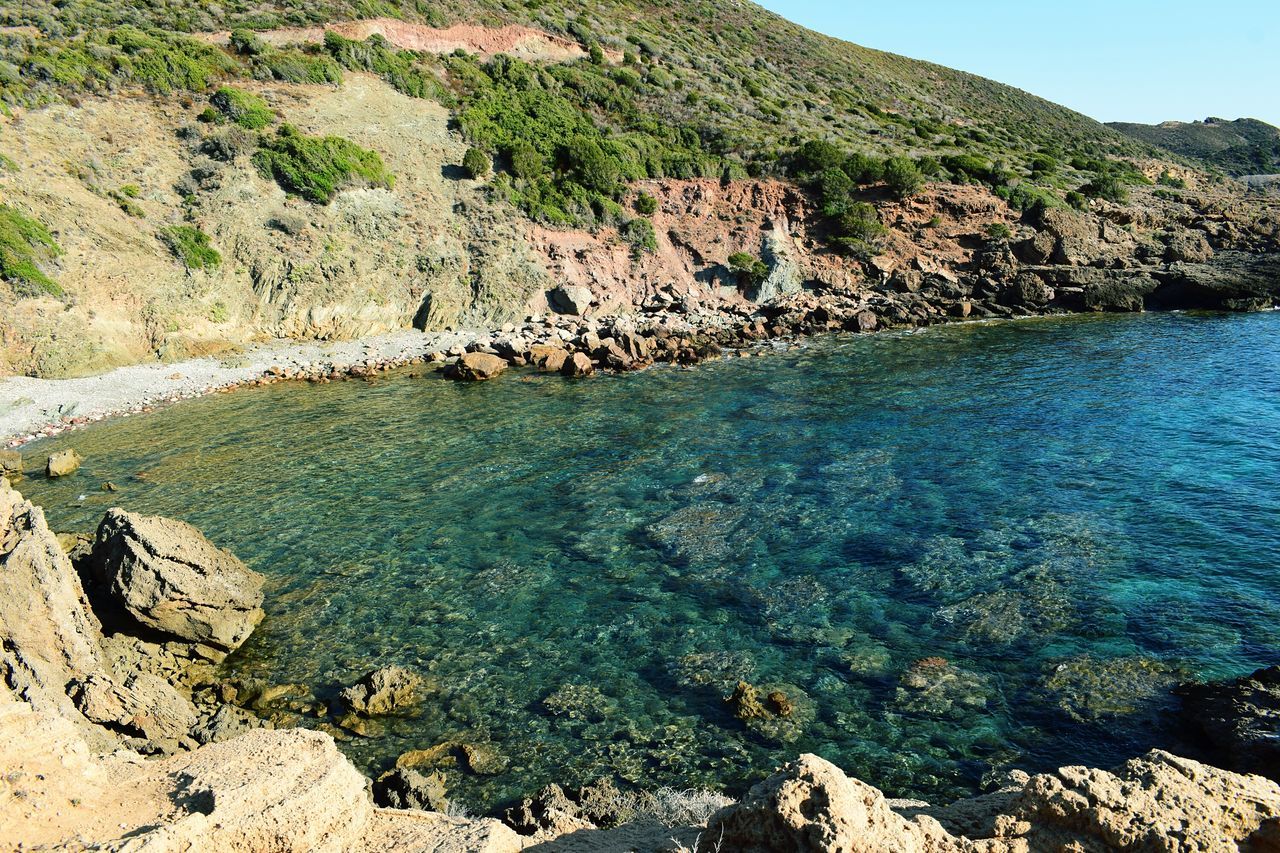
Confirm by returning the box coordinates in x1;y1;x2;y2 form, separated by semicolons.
1040;654;1179;723
1178;664;1280;781
726;680;812;743
46;449;83;478
91;509;265;652
339;665;425;716
444;351;508;381
374;766;451;812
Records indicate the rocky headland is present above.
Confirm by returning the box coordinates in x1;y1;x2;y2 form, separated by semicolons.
2;473;1279;851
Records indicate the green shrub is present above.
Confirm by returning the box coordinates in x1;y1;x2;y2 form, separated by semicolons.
508;142;546;180
995;182;1063;213
566;136;622;195
814;166;854;216
159;224;220;269
105;27;237;93
1157;170;1186;189
119;184;140;198
210;86;273;129
792;140;844;175
622;217;657;256
843;152;884;184
942;153;993;183
1029;153;1058;177
1080;173;1128;203
321;32;446;101
727;251;768;287
883;156;923;199
0;204;62;297
985;222;1012;240
253;124;394;204
634;192;658;215
251;47;343;85
1066;190;1087;210
462;146;491;178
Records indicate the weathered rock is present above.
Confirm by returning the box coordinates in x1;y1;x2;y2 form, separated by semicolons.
529;344;570;372
1178;664;1280;781
339;665;425;716
561;351;596;377
46;449;83;478
444;351;508;381
92;508;265;652
69;670;197;752
0;450;22;481
191;702;265;744
701;753;956;852
3;699;526;852
548;284;594;315
374;766;451;812
1165;229;1214;263
0;479;116;747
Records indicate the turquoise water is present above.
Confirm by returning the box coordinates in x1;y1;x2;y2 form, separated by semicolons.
17;311;1280;811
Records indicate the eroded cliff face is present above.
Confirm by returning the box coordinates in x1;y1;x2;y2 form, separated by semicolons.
2;70;1278;379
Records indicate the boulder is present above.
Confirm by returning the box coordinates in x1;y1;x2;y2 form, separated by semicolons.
561;351;596;377
0;480;116;746
701;753;955;852
444;352;508;381
529;344;570;372
374;766;450;812
340;665;424;716
0;450;22;481
91;509;265;652
1178;665;1280;781
548;285;593;316
46;449;83;478
1165;230;1214;263
69;671;197;752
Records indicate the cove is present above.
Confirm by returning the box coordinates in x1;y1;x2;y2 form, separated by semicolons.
18;310;1280;812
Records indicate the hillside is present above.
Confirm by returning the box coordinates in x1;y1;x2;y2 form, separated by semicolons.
0;0;1275;378
1108;117;1280;176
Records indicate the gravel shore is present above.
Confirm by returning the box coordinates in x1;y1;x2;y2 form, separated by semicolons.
0;329;479;446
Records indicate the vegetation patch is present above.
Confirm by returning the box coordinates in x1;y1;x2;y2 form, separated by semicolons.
0;205;62;297
210;86;274;129
253;124;394;204
159;224;221;269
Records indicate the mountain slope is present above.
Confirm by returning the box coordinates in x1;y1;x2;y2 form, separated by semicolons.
1108;118;1280;176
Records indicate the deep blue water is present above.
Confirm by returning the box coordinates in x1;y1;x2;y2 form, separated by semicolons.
18;311;1280;810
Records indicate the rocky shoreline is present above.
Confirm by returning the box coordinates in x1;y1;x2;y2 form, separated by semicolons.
5;240;1280;450
3;473;1280;850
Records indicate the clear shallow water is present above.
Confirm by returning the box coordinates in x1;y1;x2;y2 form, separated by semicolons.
17;311;1280;811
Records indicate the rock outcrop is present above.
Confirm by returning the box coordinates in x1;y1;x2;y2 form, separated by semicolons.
1179;664;1280;781
701;751;1280;852
0;696;524;852
92;508;265;652
0;450;21;480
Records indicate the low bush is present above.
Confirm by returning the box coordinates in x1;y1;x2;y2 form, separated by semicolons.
253;124;393;204
883;156;923;199
727;251;769;287
621;217;657;256
210;86;273;129
0;204;62;297
159;224;220;269
633;191;658;215
462;146;491;179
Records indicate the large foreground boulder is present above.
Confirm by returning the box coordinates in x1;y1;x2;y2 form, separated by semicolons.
92;508;265;652
0;698;523;852
701;751;1280;852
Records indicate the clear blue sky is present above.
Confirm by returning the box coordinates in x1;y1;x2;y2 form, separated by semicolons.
755;1;1280;127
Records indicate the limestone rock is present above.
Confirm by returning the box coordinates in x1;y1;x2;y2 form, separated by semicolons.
340;665;425;716
548;285;594;316
1178;665;1280;781
374;766;450;811
529;344;570;372
444;351;508;381
69;670;197;752
700;753;956;852
92;508;265;651
1165;230;1214;263
561;351;596;377
191;702;266;745
0;479;115;747
46;449;83;478
0;450;22;481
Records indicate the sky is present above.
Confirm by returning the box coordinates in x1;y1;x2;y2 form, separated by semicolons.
754;1;1280;127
